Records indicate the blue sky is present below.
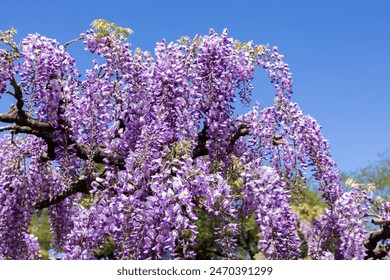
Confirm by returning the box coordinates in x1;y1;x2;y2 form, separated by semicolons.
1;0;389;173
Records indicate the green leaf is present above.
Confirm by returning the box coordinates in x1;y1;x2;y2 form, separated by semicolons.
91;19;133;39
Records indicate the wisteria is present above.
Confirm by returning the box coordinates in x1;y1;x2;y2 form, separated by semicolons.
0;20;389;260
0;136;41;259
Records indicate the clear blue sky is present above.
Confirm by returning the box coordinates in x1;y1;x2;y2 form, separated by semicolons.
1;0;389;173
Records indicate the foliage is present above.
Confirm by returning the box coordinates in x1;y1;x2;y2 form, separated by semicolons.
91;19;133;39
0;20;389;260
29;209;51;259
345;150;390;197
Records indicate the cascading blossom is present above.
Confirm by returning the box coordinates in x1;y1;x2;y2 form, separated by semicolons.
19;34;80;126
0;49;13;93
0;136;41;259
0;20;384;260
242;162;301;259
307;184;370;260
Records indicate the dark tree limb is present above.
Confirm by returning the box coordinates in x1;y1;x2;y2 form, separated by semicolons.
192;123;249;159
371;219;388;226
0;125;16;132
364;223;390;259
34;175;92;210
0;105;53;132
227;123;249;153
10;78;24;111
0;103;123;167
369;244;390;260
0;124;42;135
192;125;209;159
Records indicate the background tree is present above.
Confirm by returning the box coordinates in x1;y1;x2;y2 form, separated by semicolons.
0;20;389;260
345;150;390;198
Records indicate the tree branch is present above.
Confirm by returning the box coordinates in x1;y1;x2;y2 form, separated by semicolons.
227;123;249;153
34;175;92;210
372;218;388;226
192;125;209;159
63;37;82;50
10;78;24;111
0;105;53;132
0;103;124;168
366;244;390;260
364;223;390;259
0;125;16;132
192;123;250;159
